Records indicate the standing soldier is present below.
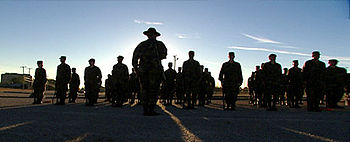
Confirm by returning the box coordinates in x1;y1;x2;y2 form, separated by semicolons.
182;51;201;109
175;67;185;105
163;62;177;105
279;68;289;106
198;65;206;106
203;68;212;105
105;74;112;102
132;27;167;116
33;60;47;104
129;68;139;104
219;52;243;110
253;66;264;107
207;72;215;104
325;59;346;108
248;75;254;104
111;56;129;107
302;51;326;112
287;60;303;108
263;54;282;111
84;58;102;106
55;56;71;105
69;68;80;103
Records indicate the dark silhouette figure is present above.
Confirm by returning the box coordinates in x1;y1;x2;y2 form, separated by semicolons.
287;60;303;108
302;51;326;112
198;65;206;106
33;60;47;104
219;52;243;110
105;74;112;102
325;59;346;108
203;69;215;104
263;54;282;111
248;76;254;104
55;56;71;105
175;67;185;105
129;68;140;104
279;68;288;106
132;27;167;116
253;65;265;107
111;56;129;107
69;68;80;103
84;58;102;106
163;62;177;105
182;51;201;109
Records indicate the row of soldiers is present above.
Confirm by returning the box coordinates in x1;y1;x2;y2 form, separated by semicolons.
248;51;347;111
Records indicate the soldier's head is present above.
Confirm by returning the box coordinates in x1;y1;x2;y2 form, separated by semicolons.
88;58;95;66
200;65;204;72
72;68;76;73
328;59;338;67
204;68;209;73
59;56;66;63
268;54;277;62
143;27;160;39
117;56;124;63
37;60;43;68
168;62;173;68
255;66;260;71
283;68;288;74
312;51;320;60
228;52;235;60
293;60;299;67
178;67;182;72
188;51;195;59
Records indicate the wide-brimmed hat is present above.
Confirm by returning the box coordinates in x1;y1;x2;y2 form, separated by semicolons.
117;55;124;59
88;58;95;62
143;27;161;36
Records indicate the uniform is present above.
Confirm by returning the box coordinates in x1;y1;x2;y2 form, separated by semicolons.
111;63;129;107
219;61;243;110
55;63;71;105
84;66;102;106
69;72;80;103
325;65;346;108
33;67;47;104
263;61;282;110
287;66;303;108
163;68;177;105
182;59;201;109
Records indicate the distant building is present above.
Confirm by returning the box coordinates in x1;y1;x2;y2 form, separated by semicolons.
0;73;32;89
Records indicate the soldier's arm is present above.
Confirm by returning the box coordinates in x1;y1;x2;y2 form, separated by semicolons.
218;63;225;82
238;63;243;85
158;41;167;60
132;44;141;69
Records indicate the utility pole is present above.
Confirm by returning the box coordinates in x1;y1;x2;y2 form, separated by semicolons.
27;67;32;75
20;66;26;74
20;66;26;89
173;55;179;70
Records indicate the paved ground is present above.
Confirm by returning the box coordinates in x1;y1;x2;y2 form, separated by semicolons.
0;91;349;142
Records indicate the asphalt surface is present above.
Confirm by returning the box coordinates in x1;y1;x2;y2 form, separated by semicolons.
0;92;349;142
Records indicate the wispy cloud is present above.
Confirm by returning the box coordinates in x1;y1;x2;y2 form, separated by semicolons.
176;33;200;39
242;33;282;44
134;19;163;25
228;46;309;56
228;46;350;62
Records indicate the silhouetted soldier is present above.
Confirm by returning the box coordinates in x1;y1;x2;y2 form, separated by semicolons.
207;72;215;104
325;59;346;108
129;68;140;104
248;75;254;104
203;68;213;105
263;54;282;111
302;51;326;112
84;58;102;106
175;67;184;104
55;56;71;105
112;56;129;107
182;51;201;109
163;62;177;105
253;66;264;107
69;68;80;103
105;74;112;102
33;60;47;104
287;60;303;108
198;65;206;106
132;27;167;116
219;52;243;110
279;68;288;106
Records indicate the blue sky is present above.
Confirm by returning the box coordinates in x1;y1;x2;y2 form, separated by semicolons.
0;0;349;87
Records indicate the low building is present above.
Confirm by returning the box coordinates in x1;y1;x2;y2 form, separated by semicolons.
0;73;32;89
